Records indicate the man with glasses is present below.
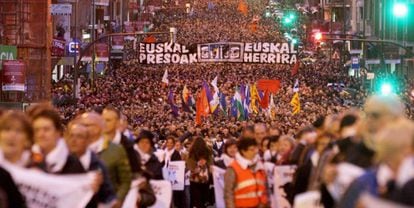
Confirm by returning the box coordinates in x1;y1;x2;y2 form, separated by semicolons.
65;120;117;208
81;112;132;206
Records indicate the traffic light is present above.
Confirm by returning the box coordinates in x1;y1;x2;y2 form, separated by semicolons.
380;83;393;96
282;12;296;26
314;32;322;41
393;2;408;18
376;78;397;96
283;17;292;25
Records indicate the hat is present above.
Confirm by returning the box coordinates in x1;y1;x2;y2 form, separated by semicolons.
136;130;155;147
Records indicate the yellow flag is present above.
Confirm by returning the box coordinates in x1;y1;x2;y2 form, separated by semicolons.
249;84;260;114
290;92;300;115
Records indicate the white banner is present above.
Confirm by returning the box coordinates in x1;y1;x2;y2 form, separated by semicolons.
273;165;297;208
1;162;94;208
212;166;226;208
328;162;364;201
293;191;322;208
162;161;185;191
123;179;172;208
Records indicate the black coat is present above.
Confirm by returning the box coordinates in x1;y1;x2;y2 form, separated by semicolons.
390;178;414;206
120;134;141;173
0;166;26;208
59;154;86;174
170;150;182;162
289;143;306;165
137;153;163;180
86;152;117;208
212;142;224;157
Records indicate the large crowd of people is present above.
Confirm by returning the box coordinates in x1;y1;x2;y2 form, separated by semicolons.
2;0;413;207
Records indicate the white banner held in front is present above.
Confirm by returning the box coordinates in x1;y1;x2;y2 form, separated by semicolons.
162;161;185;191
1;162;94;208
212;165;226;208
123;179;172;208
273;165;297;208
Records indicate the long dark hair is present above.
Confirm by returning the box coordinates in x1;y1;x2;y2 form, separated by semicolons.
188;136;211;161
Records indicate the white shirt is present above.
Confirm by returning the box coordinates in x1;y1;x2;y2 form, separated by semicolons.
164;148;175;167
32;138;69;173
89;137;106;153
220;153;234;167
235;152;263;171
112;131;122;145
79;150;92;170
134;144;151;165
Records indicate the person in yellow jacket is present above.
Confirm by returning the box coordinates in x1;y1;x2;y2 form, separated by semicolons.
224;137;269;208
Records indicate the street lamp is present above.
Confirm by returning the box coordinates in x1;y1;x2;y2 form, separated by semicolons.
393;3;408;18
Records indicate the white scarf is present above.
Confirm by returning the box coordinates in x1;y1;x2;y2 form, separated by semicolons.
220;153;234;167
32;139;69;173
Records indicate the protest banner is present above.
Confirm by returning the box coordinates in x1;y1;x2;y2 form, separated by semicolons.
138;42;298;64
149;180;172;208
274;165;297;208
1;161;94;208
212;165;226;208
293;191;322;208
328;162;364;201
123;179;172;208
162;161;185;191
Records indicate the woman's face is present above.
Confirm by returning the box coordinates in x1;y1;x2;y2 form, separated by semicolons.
278;140;293;155
0;121;30;158
261;139;269;151
269;141;278;152
226;144;238;158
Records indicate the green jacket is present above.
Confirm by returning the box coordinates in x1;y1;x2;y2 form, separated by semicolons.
98;142;132;201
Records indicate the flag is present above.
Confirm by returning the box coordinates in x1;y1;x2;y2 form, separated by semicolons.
196;87;210;125
238;0;248;16
233;90;245;120
257;79;281;94
249;84;260;114
260;90;270;109
182;85;190;104
168;90;180;117
210;76;220;113
219;92;227;115
291;61;300;76
267;94;277;119
143;35;157;43
203;81;213;102
290;92;301;115
182;85;192;113
293;79;299;92
211;76;218;91
249;22;258;33
243;85;250;120
162;69;168;86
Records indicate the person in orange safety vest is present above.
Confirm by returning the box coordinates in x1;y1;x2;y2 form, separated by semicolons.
224;137;269;208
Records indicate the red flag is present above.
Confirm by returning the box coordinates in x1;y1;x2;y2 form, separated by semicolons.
249;22;258;33
291;61;300;76
238;0;248;16
143;35;157;43
260;90;270;109
196;88;210;125
257;79;280;94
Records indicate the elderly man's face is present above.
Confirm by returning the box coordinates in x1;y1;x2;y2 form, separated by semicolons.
66;124;89;157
